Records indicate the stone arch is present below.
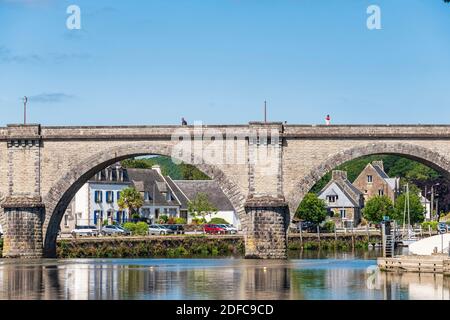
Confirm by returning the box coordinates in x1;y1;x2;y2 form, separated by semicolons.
42;143;246;257
286;142;450;216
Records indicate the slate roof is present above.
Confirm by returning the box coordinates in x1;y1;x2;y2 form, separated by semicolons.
173;180;235;211
372;164;389;179
319;173;364;208
126;168;181;207
165;176;190;209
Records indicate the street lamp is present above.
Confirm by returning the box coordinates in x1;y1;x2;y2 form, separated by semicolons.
429;183;440;221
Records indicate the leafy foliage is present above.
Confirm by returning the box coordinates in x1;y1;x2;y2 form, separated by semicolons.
362;196;395;223
158;215;169;224
179;162;210;180
310;155;440;194
393;191;425;224
122;221;148;236
321;220;335;232
121;156;210;180
117;187;144;218
188;193;218;222
421;221;439;231
175;217;187;224
295;193;328;225
209;217;230;224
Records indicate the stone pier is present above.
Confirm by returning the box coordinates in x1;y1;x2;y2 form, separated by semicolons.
244;197;289;259
1;197;44;258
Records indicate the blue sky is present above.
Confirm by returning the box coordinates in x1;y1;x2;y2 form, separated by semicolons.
0;0;449;126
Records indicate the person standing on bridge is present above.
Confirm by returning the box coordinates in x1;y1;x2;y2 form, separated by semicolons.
181;117;187;126
325;114;331;125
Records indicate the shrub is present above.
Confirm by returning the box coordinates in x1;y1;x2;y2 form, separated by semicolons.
134;222;149;236
209;217;229;225
123;222;136;233
158;215;169;223
175;217;187;224
167;216;176;224
192;217;206;225
103;219;109;226
421;221;438;231
321;220;335;233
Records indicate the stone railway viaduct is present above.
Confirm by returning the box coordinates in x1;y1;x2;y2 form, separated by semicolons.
2;122;450;259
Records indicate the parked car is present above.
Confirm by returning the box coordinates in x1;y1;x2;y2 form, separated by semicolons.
296;221;316;232
161;224;185;235
438;222;448;233
148;224;174;235
101;225;131;236
216;224;238;234
203;224;226;235
71;225;98;237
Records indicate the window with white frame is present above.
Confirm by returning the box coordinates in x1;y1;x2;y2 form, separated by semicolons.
378;189;384;196
367;175;373;183
340;209;346;219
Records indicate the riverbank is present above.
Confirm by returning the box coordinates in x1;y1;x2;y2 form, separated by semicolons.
0;233;382;258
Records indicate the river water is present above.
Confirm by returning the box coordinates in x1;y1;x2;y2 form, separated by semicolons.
0;250;448;300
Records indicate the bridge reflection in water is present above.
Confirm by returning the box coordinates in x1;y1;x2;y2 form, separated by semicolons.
0;258;448;300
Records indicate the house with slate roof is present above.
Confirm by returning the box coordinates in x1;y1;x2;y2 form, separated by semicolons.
60;163;238;233
172;179;239;228
353;160;400;203
318;170;364;228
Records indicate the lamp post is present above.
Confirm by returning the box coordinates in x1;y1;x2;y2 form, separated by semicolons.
23;96;28;125
429;183;440;221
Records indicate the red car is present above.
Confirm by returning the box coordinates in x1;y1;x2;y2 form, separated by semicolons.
203;224;226;235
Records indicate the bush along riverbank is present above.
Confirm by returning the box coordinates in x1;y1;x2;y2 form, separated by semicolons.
0;234;382;259
57;235;245;258
288;234;381;251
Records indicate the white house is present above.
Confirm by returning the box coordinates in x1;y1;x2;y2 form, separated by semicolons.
173;180;240;229
420;194;432;221
61;164;239;233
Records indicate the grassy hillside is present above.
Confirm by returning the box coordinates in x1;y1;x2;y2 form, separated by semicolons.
121;156;210;180
310;155;440;194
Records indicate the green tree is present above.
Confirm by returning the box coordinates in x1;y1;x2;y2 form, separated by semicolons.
180;163;210;180
295;193;328;225
394;192;425;224
118;187;144;220
362;196;395;223
188;192;218;222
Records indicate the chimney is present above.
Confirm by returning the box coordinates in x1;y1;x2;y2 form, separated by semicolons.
332;170;347;181
152;165;162;175
372;160;384;171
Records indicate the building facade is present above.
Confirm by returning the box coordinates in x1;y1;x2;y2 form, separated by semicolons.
60;164;239;234
353;160;400;203
318;170;364;228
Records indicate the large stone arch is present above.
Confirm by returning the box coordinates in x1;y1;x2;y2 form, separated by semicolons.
286;142;450;216
42;143;246;257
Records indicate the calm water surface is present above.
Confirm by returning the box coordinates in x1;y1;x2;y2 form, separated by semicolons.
0;250;448;300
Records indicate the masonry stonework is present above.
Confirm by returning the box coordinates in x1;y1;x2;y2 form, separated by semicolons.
2;124;450;258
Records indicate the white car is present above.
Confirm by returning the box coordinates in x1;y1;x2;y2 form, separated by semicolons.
217;224;238;234
148;224;174;235
71;225;99;237
0;224;3;237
